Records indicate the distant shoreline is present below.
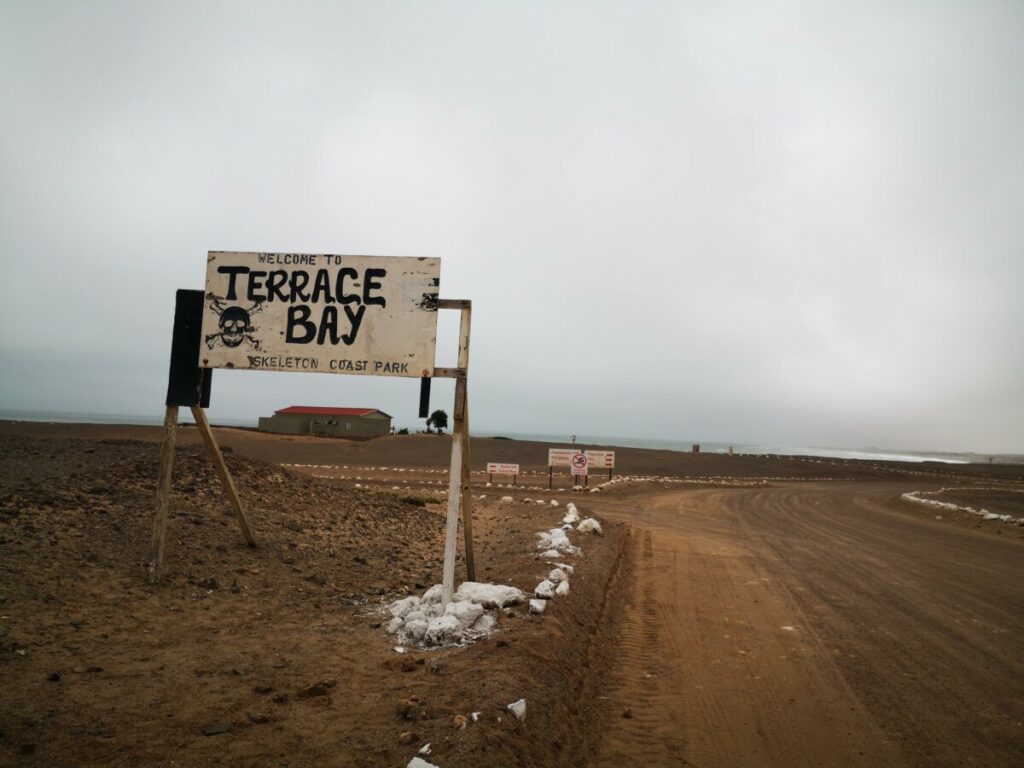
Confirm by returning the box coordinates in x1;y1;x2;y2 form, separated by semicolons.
1;410;1021;465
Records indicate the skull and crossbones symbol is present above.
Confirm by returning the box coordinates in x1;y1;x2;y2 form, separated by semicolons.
206;297;263;350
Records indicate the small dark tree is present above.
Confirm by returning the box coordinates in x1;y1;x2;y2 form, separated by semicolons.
426;409;449;434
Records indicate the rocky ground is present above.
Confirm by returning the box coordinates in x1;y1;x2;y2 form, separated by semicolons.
0;433;627;767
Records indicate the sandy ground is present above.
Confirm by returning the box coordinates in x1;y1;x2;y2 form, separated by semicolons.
2;421;1023;767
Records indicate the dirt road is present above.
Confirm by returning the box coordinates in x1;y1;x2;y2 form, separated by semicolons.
589;484;1024;767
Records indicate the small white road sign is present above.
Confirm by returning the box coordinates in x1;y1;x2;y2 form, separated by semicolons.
487;462;520;476
571;452;588;475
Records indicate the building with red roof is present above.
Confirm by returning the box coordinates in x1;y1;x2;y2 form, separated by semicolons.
257;405;392;438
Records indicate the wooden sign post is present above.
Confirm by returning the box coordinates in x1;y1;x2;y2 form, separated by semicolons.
435;300;474;604
150;289;256;584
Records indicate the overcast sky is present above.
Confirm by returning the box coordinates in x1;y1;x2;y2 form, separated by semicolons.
1;1;1022;453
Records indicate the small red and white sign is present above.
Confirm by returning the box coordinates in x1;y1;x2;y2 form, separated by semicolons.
571;452;588;475
487;462;519;476
584;450;615;469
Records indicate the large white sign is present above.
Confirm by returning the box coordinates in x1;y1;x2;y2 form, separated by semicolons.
199;252;440;377
487;462;519;476
585;450;615;469
548;448;576;467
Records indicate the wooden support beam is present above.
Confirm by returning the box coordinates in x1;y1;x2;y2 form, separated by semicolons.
437;299;471;310
440;300;476;602
191;405;257;547
432;367;466;379
455;305;475;582
441;431;463;604
149;405;179;584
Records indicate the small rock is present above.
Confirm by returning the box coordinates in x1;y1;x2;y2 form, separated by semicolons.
400;656;418;672
254;685;273;694
622;708;633;719
197;577;219;590
397;697;425;721
296;679;337;699
202;722;231;736
47;672;61;682
534;580;556;599
247;712;271;724
453;714;468;729
272;693;289;704
85;665;103;673
507;698;527;722
398;731;418;745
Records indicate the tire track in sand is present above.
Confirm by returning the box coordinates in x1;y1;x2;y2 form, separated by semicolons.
589;489;899;767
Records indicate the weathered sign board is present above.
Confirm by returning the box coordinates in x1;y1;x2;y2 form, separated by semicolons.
585;450;615;469
199;252;440;376
487;463;519;476
571;452;589;476
154;252;476;607
548;448;576;467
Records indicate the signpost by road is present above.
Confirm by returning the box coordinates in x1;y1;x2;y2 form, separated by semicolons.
571;452;588;486
548;448;573;489
585;450;615;481
547;447;614;487
153;252;476;606
487;462;520;485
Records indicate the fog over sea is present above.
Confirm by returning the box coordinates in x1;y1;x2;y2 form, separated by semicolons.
3;409;1016;465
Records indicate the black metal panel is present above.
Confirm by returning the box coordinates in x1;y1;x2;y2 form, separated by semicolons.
418;376;431;419
165;289;212;407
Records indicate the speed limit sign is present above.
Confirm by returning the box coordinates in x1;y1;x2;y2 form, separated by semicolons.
571;452;588;476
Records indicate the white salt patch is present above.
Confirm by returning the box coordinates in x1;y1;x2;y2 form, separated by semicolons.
529;599;547;614
578;517;603;535
389;596;421;619
535;579;556;599
424;614;462;645
454;582;525;608
500;496;514;504
444;600;485;630
536;527;580;554
548;567;567;583
470;613;496;635
408;758;439;768
555;580;570;596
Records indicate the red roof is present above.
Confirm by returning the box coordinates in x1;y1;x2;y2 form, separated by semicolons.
275;406;387;417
